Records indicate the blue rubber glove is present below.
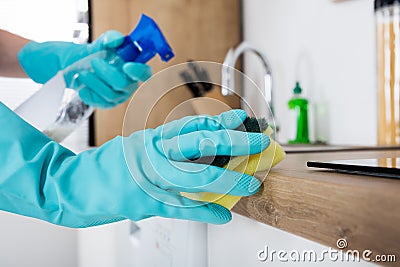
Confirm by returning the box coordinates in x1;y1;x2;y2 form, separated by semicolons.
0;104;270;228
18;30;152;108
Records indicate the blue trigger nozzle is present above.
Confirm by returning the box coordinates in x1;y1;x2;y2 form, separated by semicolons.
116;14;175;63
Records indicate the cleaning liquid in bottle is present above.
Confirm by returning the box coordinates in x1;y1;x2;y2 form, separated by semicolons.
43;14;174;142
288;81;310;144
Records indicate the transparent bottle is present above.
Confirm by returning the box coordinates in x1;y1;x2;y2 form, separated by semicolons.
375;0;400;145
43;51;123;142
43;14;174;142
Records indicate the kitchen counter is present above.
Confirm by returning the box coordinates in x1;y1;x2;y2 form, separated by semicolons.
233;149;400;266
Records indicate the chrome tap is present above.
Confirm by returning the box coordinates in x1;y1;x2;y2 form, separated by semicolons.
221;41;278;136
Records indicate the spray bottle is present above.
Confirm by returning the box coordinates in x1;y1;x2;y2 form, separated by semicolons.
43;14;174;142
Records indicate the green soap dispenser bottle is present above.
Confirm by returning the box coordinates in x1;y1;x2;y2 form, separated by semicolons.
288;81;310;144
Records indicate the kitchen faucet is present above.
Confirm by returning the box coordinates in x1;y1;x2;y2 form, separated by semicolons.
221;41;278;136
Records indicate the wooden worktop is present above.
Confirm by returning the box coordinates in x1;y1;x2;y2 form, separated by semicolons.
233;149;400;266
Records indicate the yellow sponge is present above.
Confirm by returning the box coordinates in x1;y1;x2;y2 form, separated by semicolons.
183;127;286;210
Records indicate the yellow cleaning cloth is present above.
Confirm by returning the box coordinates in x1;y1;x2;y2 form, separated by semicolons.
183;127;286;210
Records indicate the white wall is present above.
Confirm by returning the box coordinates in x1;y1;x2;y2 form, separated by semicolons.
242;0;377;145
0;212;77;267
208;213;376;266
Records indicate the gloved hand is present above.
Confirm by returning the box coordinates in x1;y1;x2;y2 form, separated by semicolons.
18;30;152;108
0;105;270;228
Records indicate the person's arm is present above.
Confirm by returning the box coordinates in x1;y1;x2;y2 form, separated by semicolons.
0;105;268;228
16;30;152;108
0;30;29;78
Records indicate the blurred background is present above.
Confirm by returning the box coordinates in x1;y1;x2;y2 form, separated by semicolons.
0;0;381;266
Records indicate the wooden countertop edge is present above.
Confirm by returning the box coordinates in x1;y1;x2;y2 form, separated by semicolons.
232;150;400;266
